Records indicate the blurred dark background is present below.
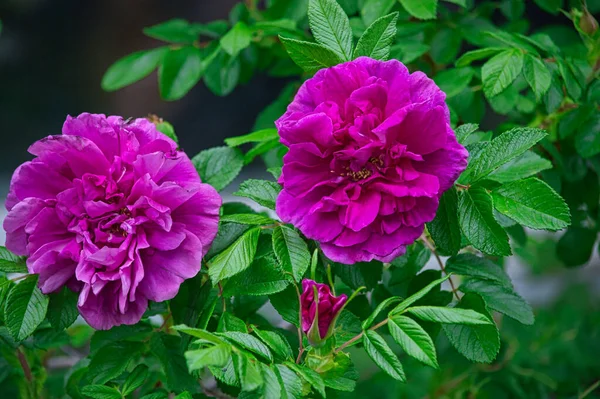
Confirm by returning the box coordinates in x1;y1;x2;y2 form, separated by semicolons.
0;0;571;180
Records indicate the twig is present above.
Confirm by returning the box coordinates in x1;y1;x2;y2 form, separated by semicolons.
218;283;226;312
292;283;305;363
336;319;389;353
17;347;34;398
579;380;600;399
420;236;460;301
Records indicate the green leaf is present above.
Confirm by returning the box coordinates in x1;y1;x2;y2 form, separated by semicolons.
430;28;462;65
286;362;326;397
185;344;231;371
332;261;383;290
533;0;563;14
443;0;466;5
523;54;551;99
225;128;279;147
426;189;462;257
192;146;244;192
481;49;524;98
557;59;582;100
272;226;310;283
218;312;248;333
233;352;264;392
460;279;534;325
269;286;300;327
442;293;500;363
102;47;168;91
488;151;552;183
390;274;451;315
273;364;303;398
390;42;430;64
399;0;437;20
47;287;78;331
5;275;48;341
81;385;122;399
89;341;144;384
253;327;293;360
143;19;200;43
458;187;511;256
575;113;600;158
155;120;178;143
491;177;570;231
208;228;260;284
434;67;474;98
204;50;241;96
279;37;343;74
0;246;27;273
455;123;479;145
220;214;275;226
220;331;274;362
354;12;398;60
455;48;504;67
464;127;547;183
558;105;596;140
220;22;253;56
406;306;493;325
150;334;198;392
223;256;290;296
234;179;281;209
446;254;512;289
171;325;227;345
388;315;438;368
308;0;354;61
557;227;597;267
362;330;406;381
360;0;396;26
121;364;149;396
158;46;205;100
362;296;402;329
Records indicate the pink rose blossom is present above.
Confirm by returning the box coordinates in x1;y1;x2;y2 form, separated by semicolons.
4;113;221;329
301;279;347;345
276;57;468;264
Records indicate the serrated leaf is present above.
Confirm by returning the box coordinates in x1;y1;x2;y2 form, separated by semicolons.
233;352;264;392
460;279;534;325
273;364;303;399
354;12;398;60
218;312;248;333
523;54;551;99
464;127;547;183
487;151;552;183
388;316;438;368
280;37;343;74
220;214;276;226
81;385;122;399
491;177;570;231
220;22;253;56
208;228;260;284
332;261;383;290
158;47;204;101
406;306;493;325
253;328;293;360
5;275;48;341
223;256;290;296
399;0;437;20
458;187;511;256
362;296;402;329
192;146;244;192
204;50;240;97
0;246;27;273
89;341;144;384
150;334;198;392
102;47;168;91
390;42;430;64
390;274;451;315
121;364;149;396
269;286;300;327
185;344;231;371
442;293;500;363
220;331;274;362
434;67;474;98
481;49;524;98
234;179;281;209
272;226;310;283
286;362;326;397
446;254;512;289
426;187;461;256
225;128;279;147
171;325;227;345
575;113;600;158
47;287;78;331
455;47;504;67
362;330;406;381
308;0;353;61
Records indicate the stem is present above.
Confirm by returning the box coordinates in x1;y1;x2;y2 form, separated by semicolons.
336;319;389;353
420;236;460;301
326;264;335;296
10;274;29;282
579;380;600;399
17;347;34;398
218;283;226;312
292;283;305;363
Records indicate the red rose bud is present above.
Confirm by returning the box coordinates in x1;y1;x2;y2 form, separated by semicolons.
580;9;599;36
301;279;347;347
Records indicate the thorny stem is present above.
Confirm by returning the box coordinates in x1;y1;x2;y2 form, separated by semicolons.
292;283;305;363
420;236;461;301
335;319;389;353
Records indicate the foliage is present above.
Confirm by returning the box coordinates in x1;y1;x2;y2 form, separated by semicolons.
2;0;599;398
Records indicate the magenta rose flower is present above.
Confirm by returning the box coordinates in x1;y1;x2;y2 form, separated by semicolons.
276;57;468;264
3;113;221;329
301;279;347;346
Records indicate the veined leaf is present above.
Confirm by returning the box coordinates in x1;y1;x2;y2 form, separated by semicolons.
102;47;168;91
361;0;396;26
225;128;279;147
253;327;293;360
158;46;204;101
427;187;461;256
234;179;281;209
455;47;504;67
89;341;144;384
220;22;253;56
406;306;493;325
362;296;402;329
220;214;276;226
523;54;552;99
5;275;48;341
487;151;552;183
122;364;149;396
47;287;78;331
354;12;399;60
280;36;343;73
399;0;437;20
481;49;524;98
446;253;512;289
308;0;354;61
223;255;290;297
208;228;261;284
192;146;244;191
389;316;438;368
390;274;451;315
81;385;122;399
0;246;27;273
185;345;231;371
363;330;406;381
286;362;326;397
272;226;311;282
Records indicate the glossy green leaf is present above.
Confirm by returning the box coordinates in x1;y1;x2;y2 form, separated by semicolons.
390;274;451;315
406;306;493;325
523;54;551;99
185;344;231;371
488;151;552;183
446;253;512;289
121;364;149;396
208;228;260;284
361;0;396;26
225;128;278;147
192;146;244;192
399;0;437;20
308;0;354;61
253;327;293;360
280;36;343;73
89;341;144;384
158;47;204;101
143;19;200;43
286;362;326;397
220;22;253;56
389;315;438;368
434;67;474;98
234;179;281;209
455;48;504;67
81;385;122;399
481;49;524;98
575;113;600;158
223;255;290;296
272;226;310;283
47;287;78;331
102;47;168;91
362;296;402;329
0;246;27;273
5;275;48;341
363;330;406;381
354;12;398;60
